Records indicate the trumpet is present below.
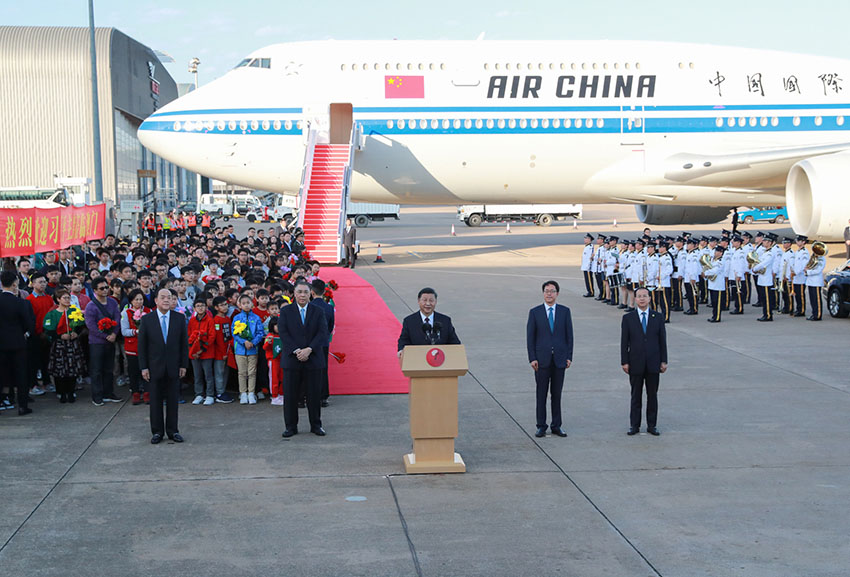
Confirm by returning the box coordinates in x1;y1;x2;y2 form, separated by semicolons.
806;241;827;270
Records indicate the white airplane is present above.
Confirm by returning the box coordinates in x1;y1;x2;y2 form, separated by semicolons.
138;40;850;240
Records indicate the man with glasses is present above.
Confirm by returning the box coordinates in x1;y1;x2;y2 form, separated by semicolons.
526;281;574;438
85;278;122;406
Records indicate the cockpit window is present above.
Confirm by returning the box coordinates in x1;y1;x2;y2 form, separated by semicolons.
235;57;272;69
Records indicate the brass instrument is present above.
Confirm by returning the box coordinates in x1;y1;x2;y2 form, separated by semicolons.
806;241;827;270
700;254;718;281
746;250;760;269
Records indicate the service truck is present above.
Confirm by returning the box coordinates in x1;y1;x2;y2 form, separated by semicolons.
457;204;583;227
0;187;70;209
347;202;401;227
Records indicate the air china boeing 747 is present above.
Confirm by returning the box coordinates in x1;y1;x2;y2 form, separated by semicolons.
138;40;850;240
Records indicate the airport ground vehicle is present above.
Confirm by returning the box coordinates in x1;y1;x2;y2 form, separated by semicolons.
826;259;850;318
458;204;583;227
347;202;400;227
271;194;298;224
200;193;263;221
0;187;70;209
739;206;789;224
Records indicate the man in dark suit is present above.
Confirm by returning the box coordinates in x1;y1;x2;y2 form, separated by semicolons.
279;280;329;437
526;280;574;438
621;287;668;436
138;288;189;444
309;279;335;406
0;271;35;415
343;218;357;268
397;287;461;354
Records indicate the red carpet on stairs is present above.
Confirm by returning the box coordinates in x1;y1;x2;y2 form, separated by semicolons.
321;267;409;395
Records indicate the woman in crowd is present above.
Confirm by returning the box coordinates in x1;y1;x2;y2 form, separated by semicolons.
121;289;151;405
43;288;86;403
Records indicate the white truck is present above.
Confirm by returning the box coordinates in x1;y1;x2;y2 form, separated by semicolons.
0;187;70;209
347;202;401;227
199;192;264;221
271;194;298;225
458;204;583;227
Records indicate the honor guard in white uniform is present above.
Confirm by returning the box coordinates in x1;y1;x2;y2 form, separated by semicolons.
671;236;686;311
751;233;775;321
804;242;826;321
604;236;620;305
791;235;810;316
594;235;607;300
581;233;595;297
740;231;754;304
706;246;728;323
632;239;647;293
617;239;631;309
657;242;674;322
698;237;711;303
779;237;795;314
769;237;784;313
729;236;748;314
645;242;660;308
684;239;701;315
719;236;732;311
752;232;767;308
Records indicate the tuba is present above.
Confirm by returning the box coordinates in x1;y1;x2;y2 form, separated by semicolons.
806;241;828;269
746;250;760;269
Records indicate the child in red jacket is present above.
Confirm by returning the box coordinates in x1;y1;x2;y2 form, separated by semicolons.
188;300;217;405
263;316;283;405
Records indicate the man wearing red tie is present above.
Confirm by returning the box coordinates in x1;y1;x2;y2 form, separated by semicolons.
526;281;574;438
621;287;668;436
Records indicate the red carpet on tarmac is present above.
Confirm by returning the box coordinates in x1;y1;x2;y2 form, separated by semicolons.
321;267;409;395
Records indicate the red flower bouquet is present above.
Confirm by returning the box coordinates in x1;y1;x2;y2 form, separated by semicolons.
327;280;339;291
97;317;118;332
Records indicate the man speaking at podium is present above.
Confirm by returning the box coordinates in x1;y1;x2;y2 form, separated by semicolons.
398;288;461;355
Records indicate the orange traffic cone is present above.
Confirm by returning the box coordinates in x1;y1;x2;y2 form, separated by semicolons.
374;244;384;263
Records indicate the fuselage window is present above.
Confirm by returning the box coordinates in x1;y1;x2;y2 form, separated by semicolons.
398;119;405;129
217;120;226;131
418;63;424;70
419;119;427;129
759;117;767;127
541;118;549;128
727;117;735;127
453;119;461;129
250;120;258;131
442;119;450;129
838;116;845;126
239;120;248;130
273;120;281;130
748;117;757;127
486;119;494;129
475;119;483;129
352;63;358;71
387;120;394;129
508;119;517;129
484;63;490;70
553;118;561;128
431;119;439;129
792;116;801;126
262;120;270;130
715;117;724;128
340;64;346;71
597;118;604;128
498;119;506;129
770;117;779;126
464;119;472;129
284;120;292;130
530;119;539;128
519;119;528;129
815;116;823;126
228;120;237;131
296;120;302;130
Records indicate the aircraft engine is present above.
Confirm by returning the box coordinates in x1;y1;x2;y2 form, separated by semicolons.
786;152;850;241
635;205;733;226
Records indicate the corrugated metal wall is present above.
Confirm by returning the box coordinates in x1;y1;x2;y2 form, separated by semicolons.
0;26;115;198
0;26;178;204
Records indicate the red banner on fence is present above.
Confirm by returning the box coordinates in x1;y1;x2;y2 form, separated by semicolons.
0;204;106;258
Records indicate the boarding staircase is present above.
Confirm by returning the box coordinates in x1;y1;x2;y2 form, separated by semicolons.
296;123;362;263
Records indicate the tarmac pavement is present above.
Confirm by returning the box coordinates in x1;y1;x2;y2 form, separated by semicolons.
1;205;848;576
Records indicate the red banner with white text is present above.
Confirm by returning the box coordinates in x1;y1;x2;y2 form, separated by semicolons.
0;204;106;258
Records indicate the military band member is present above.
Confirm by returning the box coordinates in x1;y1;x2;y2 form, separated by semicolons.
644;242;659;309
706;246;728;323
632;239;646;294
729;235;747;314
617;239;630;309
752;232;766;308
804;243;826;321
769;234;783;313
740;231;754;304
751;234;775;321
581;233;595;298
779;237;795;314
657;242;673;322
792;235;809;317
594;235;607;301
719;236;732;310
684;238;701;315
671;236;685;311
697;236;710;304
604;236;620;305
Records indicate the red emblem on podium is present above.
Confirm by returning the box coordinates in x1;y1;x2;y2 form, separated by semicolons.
426;347;445;367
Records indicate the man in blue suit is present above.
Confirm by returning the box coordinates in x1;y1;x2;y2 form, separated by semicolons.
526;280;574;438
621;287;668;436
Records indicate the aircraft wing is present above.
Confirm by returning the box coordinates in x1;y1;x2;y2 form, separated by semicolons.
663;142;850;183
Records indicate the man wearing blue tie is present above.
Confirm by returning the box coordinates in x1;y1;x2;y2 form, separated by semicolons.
620;287;668;436
526;281;574;438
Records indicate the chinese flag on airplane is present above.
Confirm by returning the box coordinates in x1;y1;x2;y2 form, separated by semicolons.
385;75;424;99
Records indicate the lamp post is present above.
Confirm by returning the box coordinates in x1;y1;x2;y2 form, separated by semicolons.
88;0;104;203
189;57;202;210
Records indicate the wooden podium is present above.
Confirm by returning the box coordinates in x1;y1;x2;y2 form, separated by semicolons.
400;345;468;474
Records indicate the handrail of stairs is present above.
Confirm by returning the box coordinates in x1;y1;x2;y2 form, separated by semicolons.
296;125;317;230
333;122;361;261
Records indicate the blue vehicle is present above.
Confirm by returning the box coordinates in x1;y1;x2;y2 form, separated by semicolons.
738;206;788;224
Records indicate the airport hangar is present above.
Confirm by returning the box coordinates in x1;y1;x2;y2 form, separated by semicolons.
0;26;198;212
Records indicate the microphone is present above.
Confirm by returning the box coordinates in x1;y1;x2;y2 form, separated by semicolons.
422;321;436;345
433;322;442;344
